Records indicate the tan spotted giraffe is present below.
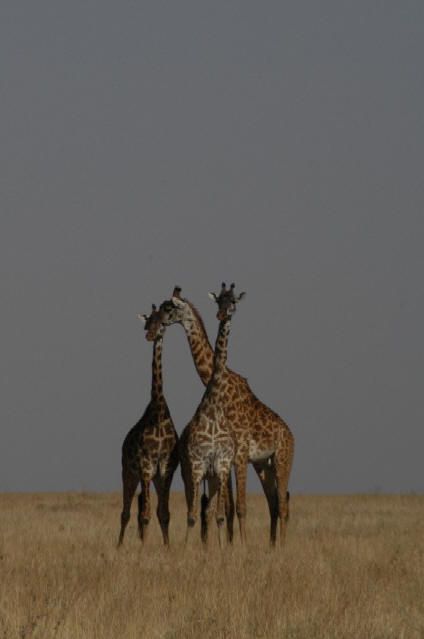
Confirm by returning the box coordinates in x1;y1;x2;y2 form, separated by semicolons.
117;305;178;547
158;286;294;545
179;283;244;547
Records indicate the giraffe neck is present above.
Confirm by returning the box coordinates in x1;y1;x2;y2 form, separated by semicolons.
210;318;231;388
181;302;214;386
151;337;164;404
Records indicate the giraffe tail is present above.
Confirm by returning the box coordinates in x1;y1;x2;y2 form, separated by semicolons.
200;485;209;543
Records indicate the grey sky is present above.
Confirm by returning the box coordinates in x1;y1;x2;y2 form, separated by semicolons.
1;2;423;493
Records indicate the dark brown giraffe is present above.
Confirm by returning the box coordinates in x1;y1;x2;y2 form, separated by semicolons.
157;286;294;545
117;305;178;547
180;283;244;547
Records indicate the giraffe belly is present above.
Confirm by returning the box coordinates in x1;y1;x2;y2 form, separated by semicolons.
248;441;275;462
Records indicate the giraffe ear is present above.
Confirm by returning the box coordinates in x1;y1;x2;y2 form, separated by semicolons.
236;292;246;302
208;292;218;302
171;296;185;309
138;314;148;325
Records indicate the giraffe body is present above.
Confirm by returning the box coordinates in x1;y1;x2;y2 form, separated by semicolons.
179;285;242;547
118;309;178;547
159;287;294;545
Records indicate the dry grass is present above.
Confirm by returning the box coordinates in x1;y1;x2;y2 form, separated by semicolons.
0;492;423;639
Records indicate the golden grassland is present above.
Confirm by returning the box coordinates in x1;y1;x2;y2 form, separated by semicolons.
0;492;423;639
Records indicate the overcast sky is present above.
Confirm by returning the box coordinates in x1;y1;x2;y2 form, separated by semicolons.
1;1;423;494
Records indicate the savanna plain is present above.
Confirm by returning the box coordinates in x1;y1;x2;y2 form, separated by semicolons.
1;492;423;639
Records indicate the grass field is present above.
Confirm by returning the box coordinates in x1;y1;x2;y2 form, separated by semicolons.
1;492;423;638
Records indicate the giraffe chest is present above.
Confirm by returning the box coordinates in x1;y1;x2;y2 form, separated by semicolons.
187;410;234;471
195;407;229;439
141;429;175;451
138;418;177;457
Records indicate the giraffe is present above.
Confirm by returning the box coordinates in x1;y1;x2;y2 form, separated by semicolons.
179;283;244;547
117;305;179;547
157;285;294;546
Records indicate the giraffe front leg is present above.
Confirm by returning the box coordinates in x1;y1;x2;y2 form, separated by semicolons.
138;463;155;543
216;448;234;549
216;470;230;549
118;467;139;547
234;451;248;544
154;451;178;547
180;447;192;515
225;471;235;544
274;449;292;546
137;483;151;543
185;467;202;547
201;476;219;546
153;475;169;547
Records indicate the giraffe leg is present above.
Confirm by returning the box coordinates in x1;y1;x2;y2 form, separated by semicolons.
180;452;196;547
202;476;219;545
274;450;292;545
159;449;179;546
153;475;169;546
200;481;210;545
180;448;192;516
201;460;233;547
234;452;248;544
253;459;279;546
185;469;202;547
137;490;145;539
216;468;231;549
153;451;178;547
138;463;155;543
118;468;139;547
225;471;235;544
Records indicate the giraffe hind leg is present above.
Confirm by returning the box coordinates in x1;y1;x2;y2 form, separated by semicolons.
253;459;279;546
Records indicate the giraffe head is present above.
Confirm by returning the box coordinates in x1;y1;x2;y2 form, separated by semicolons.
138;304;166;341
208;282;246;320
158;286;189;326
